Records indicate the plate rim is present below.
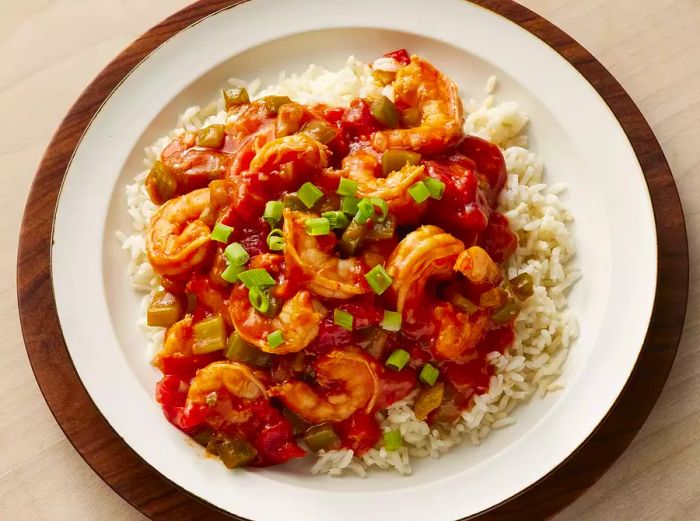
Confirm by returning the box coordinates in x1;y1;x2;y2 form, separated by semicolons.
16;0;688;520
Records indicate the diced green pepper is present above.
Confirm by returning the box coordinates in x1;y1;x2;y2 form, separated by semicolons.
304;424;341;452
262;95;292;114
357;326;388;359
225;332;271;368
192;314;226;354
492;298;522;324
145;160;177;205
371;96;400;128
381;149;421;175
213;434;258;469
223;87;250;110
510;273;535;300
147;291;184;328
191;429;214;447
283;409;310;436
301;119;338;144
339;220;367;257
195;124;225;148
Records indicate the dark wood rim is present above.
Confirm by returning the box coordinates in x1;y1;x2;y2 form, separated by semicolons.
16;1;688;520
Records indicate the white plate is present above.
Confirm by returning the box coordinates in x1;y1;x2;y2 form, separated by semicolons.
51;0;657;519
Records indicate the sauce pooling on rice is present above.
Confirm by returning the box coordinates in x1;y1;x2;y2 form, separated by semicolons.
144;49;527;469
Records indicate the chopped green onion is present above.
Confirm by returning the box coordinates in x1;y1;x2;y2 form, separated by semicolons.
370;197;388;220
267;330;285;348
385;349;410;371
340;195;360;215
224;242;249;266
210;222;233;243
267;229;285;251
424;177;445;200
298;182;324;209
237;268;275;289
408;181;431;204
354;198;374;224
305;217;331;236
337;177;358;197
419;364;440;386
381;310;402;332
321;210;350;230
263;200;284;226
383;429;403;451
333;309;354;331
248;287;270;314
221;263;244;283
365;265;393;295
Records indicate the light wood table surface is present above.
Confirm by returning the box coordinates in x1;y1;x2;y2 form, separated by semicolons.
2;1;698;519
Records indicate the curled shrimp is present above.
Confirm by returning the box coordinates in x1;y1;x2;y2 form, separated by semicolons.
372;56;464;154
386;225;464;313
229;284;326;354
283;209;370;299
146;188;213;276
386;227;497;360
270;347;380;423
250;133;329;174
186;361;268;424
341;147;425;220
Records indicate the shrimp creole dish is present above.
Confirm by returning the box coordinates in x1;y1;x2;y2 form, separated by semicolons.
118;49;579;476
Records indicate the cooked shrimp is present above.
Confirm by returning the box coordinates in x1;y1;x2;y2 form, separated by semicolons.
186;361;268;423
270;347;380;423
146;188;213;276
454;246;502;286
386;225;464;313
229;285;326;354
433;305;489;360
283;209;370;299
153;315;193;370
250;133;329;174
341;147;425;217
372;56;464;154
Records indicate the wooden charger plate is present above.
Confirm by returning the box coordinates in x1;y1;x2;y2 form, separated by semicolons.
17;0;688;519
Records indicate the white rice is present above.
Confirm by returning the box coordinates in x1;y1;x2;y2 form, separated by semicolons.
118;56;579;476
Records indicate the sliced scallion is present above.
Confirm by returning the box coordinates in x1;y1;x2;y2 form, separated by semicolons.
224;242;249;266
385;349;410;371
321;211;350;230
263;200;284;226
419;364;440;386
370;197;388;220
408;181;430;204
267;229;285;251
305;217;331;236
381;310;402;332
237;268;275;289
333;309;354;331
267;330;285;348
383;429;403;451
248;287;270;314
365;265;392;295
424;177;446;200
221;263;244;283
340;195;360;215
298;182;324;209
354;198;374;224
337;177;358;197
210;222;233;243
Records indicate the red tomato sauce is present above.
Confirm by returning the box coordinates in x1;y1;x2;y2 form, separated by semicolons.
148;48;520;467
